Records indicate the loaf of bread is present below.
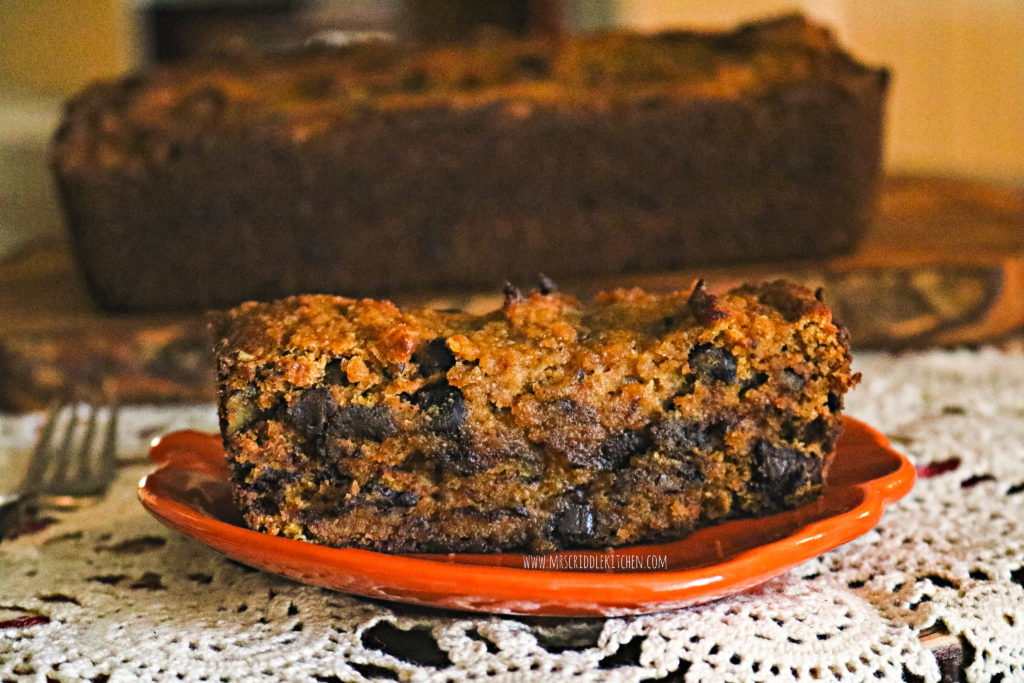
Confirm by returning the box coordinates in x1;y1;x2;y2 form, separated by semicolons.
211;279;858;553
53;15;887;312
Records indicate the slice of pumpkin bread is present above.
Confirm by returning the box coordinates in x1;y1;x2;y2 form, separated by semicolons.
211;280;857;553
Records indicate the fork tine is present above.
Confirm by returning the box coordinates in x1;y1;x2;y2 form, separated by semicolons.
48;404;79;490
19;401;64;495
75;404;100;484
98;404;119;488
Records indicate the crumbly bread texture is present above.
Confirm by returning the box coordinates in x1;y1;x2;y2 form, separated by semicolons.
212;280;859;553
53;14;887;312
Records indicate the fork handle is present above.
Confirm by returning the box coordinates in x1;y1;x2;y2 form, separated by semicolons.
0;495;27;541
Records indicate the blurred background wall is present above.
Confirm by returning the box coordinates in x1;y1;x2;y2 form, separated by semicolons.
0;0;141;95
1;0;1022;251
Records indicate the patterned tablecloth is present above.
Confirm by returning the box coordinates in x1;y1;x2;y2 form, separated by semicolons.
2;348;1023;682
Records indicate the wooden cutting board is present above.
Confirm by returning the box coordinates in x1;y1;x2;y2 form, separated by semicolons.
1;175;1022;411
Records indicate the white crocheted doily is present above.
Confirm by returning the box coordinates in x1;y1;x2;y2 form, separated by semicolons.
2;349;1024;681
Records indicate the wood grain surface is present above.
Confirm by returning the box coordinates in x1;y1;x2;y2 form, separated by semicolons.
2;175;1022;412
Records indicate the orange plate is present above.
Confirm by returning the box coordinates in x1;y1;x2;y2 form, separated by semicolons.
138;417;914;617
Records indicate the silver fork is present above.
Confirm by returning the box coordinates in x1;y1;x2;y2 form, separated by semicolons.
0;403;119;538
